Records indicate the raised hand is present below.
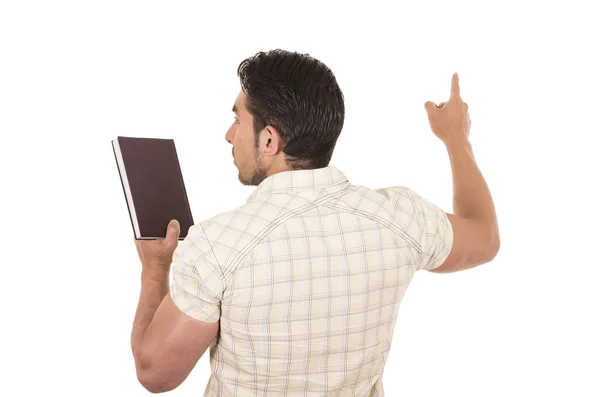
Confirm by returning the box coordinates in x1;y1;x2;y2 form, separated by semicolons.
424;73;471;144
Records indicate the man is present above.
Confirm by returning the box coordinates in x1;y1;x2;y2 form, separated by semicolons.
130;49;500;396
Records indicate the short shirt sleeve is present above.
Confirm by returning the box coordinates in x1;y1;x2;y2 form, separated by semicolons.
170;223;224;323
381;186;454;271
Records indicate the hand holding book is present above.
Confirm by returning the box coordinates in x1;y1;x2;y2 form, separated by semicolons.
135;219;180;269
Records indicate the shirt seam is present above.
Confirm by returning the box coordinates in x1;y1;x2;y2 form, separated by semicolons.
221;186;354;282
198;222;227;291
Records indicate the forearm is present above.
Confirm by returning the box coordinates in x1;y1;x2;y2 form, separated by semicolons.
446;138;499;242
131;267;170;364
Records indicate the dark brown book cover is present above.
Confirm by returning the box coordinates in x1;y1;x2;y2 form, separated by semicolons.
112;136;194;240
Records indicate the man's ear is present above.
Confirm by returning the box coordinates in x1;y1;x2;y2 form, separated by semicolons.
259;126;283;156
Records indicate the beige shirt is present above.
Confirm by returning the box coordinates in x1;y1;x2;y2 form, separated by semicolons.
170;165;453;396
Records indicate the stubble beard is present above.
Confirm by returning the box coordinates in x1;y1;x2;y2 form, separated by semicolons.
238;148;267;186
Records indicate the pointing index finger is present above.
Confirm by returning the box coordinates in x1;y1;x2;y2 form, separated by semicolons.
451;72;460;97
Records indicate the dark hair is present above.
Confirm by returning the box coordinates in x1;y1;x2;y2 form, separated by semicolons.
237;49;345;170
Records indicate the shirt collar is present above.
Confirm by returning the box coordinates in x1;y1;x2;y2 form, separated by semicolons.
246;165;350;203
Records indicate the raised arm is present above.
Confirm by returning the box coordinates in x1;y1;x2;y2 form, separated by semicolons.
424;73;500;273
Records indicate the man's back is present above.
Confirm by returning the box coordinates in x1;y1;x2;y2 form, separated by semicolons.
127;53;498;396
170;166;453;396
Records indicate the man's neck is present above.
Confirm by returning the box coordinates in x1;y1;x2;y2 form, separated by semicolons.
264;161;293;178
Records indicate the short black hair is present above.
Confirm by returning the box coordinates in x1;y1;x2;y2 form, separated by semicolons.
237;49;345;170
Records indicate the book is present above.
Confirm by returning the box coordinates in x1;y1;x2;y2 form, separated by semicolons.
112;136;194;240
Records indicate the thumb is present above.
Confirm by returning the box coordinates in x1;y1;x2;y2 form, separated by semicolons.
166;219;180;240
424;101;438;113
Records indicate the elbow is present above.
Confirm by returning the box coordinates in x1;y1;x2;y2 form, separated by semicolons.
137;367;177;394
485;232;501;263
135;352;177;393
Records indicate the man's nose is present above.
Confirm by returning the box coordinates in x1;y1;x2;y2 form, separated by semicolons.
225;127;234;144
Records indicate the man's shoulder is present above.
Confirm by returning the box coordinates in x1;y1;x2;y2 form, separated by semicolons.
197;199;279;237
373;185;441;213
374;185;417;201
354;184;448;236
181;200;277;263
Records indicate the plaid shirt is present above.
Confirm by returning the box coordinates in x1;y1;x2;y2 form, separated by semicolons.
171;165;453;396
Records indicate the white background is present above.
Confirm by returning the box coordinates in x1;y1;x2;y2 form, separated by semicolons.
1;1;598;396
